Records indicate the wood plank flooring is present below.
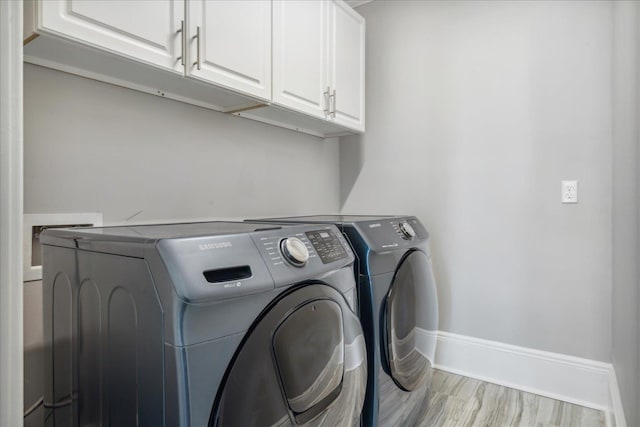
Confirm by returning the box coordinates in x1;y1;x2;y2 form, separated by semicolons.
411;370;606;427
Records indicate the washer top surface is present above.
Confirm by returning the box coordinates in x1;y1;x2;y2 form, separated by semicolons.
41;221;357;303
42;221;289;243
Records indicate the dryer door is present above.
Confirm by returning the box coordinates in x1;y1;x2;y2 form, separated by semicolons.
210;283;367;427
381;250;438;391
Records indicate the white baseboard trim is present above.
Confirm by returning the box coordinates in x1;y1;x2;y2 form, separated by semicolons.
608;367;627;427
428;331;612;413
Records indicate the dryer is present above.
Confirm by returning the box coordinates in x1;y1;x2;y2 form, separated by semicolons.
252;216;439;427
41;221;367;427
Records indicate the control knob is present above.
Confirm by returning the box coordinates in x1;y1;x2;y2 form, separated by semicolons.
399;222;416;240
280;237;309;267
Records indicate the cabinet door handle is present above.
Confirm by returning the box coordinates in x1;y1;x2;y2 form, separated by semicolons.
323;86;331;115
193;26;201;70
177;20;185;66
330;89;336;118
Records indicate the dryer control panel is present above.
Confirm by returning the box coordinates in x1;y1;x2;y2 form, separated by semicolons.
355;216;429;252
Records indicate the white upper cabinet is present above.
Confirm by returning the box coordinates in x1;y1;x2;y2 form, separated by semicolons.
25;0;364;137
328;1;365;131
187;0;272;101
272;1;329;120
271;0;365;132
38;0;184;74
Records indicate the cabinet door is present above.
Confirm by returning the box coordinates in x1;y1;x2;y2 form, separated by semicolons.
188;0;271;101
272;1;329;120
328;1;365;131
39;1;184;74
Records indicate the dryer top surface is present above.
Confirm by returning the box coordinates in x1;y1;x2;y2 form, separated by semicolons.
253;214;408;225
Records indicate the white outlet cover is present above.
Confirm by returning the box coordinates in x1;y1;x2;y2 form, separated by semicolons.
562;180;578;204
23;213;103;282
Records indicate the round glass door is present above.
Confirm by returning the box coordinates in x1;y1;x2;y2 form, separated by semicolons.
381;250;438;392
210;283;367;427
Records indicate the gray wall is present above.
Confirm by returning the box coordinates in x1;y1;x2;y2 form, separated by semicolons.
612;2;639;426
24;64;340;222
341;0;613;361
23;63;341;423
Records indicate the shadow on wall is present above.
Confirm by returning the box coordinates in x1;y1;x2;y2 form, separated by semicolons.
337;132;453;335
339;134;364;210
24;346;45;427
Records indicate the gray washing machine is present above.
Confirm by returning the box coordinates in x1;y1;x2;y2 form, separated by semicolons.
41;221;367;427
251;216;439;427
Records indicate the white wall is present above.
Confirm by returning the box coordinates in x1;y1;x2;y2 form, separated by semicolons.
612;2;639;425
341;0;612;361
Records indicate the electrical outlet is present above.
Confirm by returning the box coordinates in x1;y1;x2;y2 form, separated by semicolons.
561;180;578;203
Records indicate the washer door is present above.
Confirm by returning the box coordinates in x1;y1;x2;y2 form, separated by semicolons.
381;250;438;392
210;283;367;427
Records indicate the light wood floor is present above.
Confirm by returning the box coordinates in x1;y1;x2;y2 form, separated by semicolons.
415;370;606;427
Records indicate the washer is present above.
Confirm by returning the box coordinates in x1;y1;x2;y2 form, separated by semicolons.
251;216;439;427
41;221;367;427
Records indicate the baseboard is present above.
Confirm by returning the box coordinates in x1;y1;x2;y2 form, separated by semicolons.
427;330;611;412
608;367;627;427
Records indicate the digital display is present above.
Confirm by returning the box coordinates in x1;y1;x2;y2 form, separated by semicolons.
305;230;348;264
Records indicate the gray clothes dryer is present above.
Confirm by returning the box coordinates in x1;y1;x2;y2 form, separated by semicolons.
40;221;367;427
251;216;439;427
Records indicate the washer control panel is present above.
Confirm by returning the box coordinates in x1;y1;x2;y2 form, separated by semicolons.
397;221;417;240
256;232;316;267
280;237;310;267
250;224;354;288
306;229;348;264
